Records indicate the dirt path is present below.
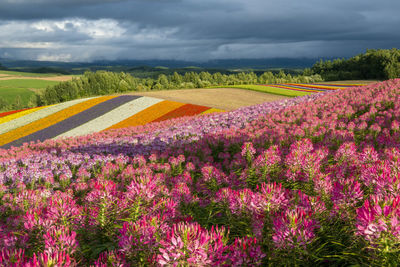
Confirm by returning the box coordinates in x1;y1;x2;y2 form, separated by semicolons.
127;88;289;111
0;75;75;82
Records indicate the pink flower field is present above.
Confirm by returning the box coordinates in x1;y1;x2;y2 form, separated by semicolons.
1;79;400;266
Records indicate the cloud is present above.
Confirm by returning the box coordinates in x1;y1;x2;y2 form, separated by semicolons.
37;53;72;62
31;19;126;39
0;0;399;61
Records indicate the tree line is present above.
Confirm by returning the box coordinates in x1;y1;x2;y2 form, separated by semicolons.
38;70;323;105
309;48;400;81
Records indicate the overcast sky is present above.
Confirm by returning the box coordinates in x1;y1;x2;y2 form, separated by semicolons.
0;0;399;62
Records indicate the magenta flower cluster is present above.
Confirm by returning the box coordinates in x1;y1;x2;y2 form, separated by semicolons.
1;79;400;265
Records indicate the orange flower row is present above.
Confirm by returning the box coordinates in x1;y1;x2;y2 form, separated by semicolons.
152;104;209;123
0;96;116;146
105;100;185;131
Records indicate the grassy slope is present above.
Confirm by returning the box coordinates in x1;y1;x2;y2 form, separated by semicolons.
0;87;35;106
0;79;60;88
213;84;312;97
0;79;60;106
0;70;69;106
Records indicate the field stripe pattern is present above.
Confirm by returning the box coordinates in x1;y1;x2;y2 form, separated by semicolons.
267;84;323;92
0;97;95;135
2;95;135;148
0;108;32;118
201;108;225;115
0;106;48;124
0;96;115;147
264;83;364;93
104;100;186;131
0;95;220;148
152;104;210;122
55;96;162;138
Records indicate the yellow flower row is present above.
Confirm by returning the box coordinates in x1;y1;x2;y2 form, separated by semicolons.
201;108;225;115
0;106;50;125
0;96;116;146
320;83;366;86
105;100;184;131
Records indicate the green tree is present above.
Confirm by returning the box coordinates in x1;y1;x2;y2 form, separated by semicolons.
171;72;183;86
303;68;313;76
157;74;169;89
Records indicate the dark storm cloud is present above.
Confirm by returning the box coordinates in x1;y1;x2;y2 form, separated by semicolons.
0;0;399;61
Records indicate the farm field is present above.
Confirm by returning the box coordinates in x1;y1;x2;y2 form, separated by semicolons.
128;88;289;110
0;70;76;81
0;70;59;77
0;95;222;149
1;80;399;265
0;71;76;109
0;79;60;107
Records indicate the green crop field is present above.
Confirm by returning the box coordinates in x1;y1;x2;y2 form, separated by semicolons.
0;79;59;89
0;79;60;107
215;84;312;97
0;87;35;106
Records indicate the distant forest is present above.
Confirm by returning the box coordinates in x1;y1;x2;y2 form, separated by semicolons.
310;48;400;80
39;71;322;105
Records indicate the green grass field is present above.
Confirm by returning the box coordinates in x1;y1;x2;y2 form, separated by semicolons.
214;84;312;97
0;79;60;107
0;70;60;77
0;87;35;106
0;79;59;89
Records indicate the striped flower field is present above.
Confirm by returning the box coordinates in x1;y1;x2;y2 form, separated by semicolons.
0;95;222;149
264;83;365;93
